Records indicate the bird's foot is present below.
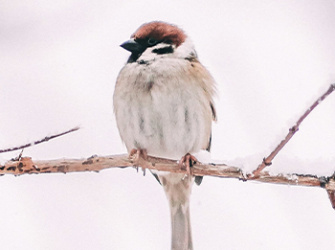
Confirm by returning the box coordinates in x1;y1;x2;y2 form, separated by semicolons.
178;153;197;176
129;148;148;175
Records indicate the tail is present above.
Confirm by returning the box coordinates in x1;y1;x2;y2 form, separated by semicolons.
159;173;194;250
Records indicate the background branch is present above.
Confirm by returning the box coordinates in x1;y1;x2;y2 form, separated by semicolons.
252;84;335;176
0;127;80;154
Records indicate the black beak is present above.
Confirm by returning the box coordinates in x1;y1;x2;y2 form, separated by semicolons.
120;39;144;53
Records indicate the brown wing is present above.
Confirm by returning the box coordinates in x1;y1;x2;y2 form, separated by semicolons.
186;58;217;150
186;59;217;185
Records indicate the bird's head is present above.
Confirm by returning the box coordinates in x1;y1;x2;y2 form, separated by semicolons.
121;21;197;63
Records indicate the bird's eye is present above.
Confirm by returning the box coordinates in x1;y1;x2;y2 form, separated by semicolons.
147;38;158;46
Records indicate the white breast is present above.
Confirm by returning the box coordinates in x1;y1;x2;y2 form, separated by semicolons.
114;57;212;160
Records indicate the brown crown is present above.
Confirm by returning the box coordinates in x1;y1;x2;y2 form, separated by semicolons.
131;21;187;47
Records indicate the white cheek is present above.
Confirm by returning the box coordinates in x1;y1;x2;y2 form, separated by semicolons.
174;37;197;58
139;43;171;62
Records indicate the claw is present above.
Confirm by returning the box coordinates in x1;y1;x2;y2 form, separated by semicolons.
178;153;197;175
129;148;148;174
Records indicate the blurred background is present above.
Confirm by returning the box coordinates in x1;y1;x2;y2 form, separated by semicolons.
1;1;335;249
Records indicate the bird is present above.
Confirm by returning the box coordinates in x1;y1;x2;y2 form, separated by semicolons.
113;21;216;250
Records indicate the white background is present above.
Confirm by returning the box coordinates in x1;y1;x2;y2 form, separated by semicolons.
1;1;335;249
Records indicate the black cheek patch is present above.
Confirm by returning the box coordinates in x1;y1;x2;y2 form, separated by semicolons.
152;46;174;55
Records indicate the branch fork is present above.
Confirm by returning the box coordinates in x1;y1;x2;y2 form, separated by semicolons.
1;84;335;209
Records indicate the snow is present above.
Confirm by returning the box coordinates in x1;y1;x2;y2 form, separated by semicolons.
193;150;212;164
1;0;335;249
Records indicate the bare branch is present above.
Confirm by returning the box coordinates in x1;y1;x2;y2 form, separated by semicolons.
1;154;334;191
252;84;335;176
0;127;80;154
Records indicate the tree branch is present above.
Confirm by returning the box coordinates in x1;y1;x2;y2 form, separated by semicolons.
252;84;335;176
0;127;80;154
1;154;334;193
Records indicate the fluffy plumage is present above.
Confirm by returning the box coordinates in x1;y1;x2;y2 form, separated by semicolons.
113;21;216;250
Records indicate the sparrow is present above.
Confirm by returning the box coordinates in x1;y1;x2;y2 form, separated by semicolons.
113;21;216;250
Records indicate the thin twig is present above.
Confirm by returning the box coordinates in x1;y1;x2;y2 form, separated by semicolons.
252;84;335;176
0;127;80;154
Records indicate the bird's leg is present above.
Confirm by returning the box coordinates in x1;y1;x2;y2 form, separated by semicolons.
129;148;148;174
178;153;197;176
129;148;148;161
